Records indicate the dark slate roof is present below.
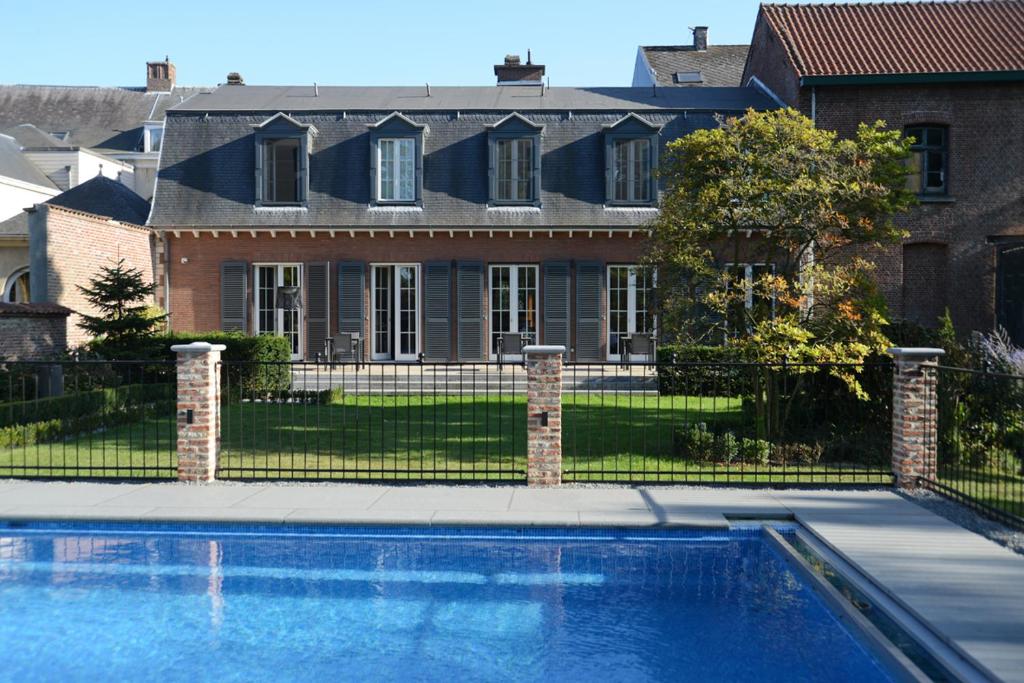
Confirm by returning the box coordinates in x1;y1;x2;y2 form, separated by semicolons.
49;175;150;224
761;1;1024;77
152;85;776;229
0;85;206;153
0;134;57;189
0;175;150;236
2;123;71;149
0;302;72;317
640;45;750;87
169;85;771;113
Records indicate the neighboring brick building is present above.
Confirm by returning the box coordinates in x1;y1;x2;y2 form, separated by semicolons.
741;0;1024;340
0;302;71;360
149;60;776;362
23;176;155;346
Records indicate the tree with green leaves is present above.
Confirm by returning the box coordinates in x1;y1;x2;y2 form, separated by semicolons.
77;259;165;358
646;107;916;395
645;108;916;441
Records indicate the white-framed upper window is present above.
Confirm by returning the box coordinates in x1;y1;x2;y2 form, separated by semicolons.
260;138;303;204
613;138;652;203
725;262;777;335
378;138;416;202
495;138;535;202
143;122;164;153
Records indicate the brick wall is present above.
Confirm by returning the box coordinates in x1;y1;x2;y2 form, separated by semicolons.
164;231;648;359
35;205;155;346
0;303;71;360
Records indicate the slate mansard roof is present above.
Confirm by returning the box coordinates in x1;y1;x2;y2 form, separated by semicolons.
760;0;1024;80
639;46;750;87
150;85;775;229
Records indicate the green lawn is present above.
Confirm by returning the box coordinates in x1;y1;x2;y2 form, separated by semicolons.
0;393;890;484
934;464;1024;523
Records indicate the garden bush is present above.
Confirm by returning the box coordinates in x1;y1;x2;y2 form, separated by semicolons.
657;344;753;397
155;332;292;395
0;383;174;429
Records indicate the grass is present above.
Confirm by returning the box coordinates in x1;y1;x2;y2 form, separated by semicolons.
934;463;1024;524
0;393;891;484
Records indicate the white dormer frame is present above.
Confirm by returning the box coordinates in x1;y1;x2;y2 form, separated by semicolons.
143;120;164;153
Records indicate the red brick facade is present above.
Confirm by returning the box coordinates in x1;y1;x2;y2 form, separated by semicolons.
163;231;647;361
743;16;1024;336
34;205;156;346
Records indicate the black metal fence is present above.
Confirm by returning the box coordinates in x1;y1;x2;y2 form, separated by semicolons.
0;360;177;479
217;361;528;481
562;361;894;485
925;366;1024;528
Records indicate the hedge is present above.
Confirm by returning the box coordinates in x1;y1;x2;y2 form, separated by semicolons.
154;332;292;395
0;383;174;429
656;344;754;396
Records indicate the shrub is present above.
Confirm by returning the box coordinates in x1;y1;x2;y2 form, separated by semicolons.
154;332;292;395
672;422;718;461
739;438;771;466
657;344;753;397
0;383;174;429
771;442;824;466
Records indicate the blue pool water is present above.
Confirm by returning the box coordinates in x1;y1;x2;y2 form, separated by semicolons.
0;523;893;682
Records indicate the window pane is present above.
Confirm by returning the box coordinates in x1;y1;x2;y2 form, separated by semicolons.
516;138;533;201
148;127;163;153
266;139;299;203
398;139;415;201
497;140;513;201
380;140;395;200
614;140;629;201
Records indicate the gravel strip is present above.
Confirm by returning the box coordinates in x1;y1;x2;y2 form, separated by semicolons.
902;489;1024;556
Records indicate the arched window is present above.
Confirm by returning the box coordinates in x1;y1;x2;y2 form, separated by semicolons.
3;267;30;302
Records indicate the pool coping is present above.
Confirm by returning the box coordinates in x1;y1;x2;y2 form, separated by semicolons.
0;481;1022;682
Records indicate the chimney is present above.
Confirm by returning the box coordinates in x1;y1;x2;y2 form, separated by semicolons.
692;26;708;51
494;52;545;85
146;57;176;92
226;72;245;86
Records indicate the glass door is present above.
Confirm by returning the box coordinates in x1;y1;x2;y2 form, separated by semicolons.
607;265;654;361
489;265;538;360
372;264;420;361
254;264;302;360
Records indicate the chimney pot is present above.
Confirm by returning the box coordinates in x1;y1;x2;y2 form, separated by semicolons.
226;72;245;86
692;26;708;51
505;54;521;66
146;58;176;92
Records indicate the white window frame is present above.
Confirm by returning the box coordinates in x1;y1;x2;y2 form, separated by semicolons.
143;121;164;153
613;138;651;203
377;137;416;202
724;262;777;337
3;266;30;303
488;264;539;360
606;265;656;362
253;262;303;360
370;263;421;361
494;137;534;203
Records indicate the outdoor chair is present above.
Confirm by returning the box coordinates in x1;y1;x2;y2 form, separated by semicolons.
323;332;361;368
622;333;655;366
497;332;527;368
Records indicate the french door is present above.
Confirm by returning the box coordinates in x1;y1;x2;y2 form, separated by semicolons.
489;265;538;360
607;265;654;361
371;264;420;361
254;263;302;360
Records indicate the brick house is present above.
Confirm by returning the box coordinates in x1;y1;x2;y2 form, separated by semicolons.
741;0;1024;340
149;59;775;361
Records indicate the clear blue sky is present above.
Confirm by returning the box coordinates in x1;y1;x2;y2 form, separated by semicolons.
3;0;830;87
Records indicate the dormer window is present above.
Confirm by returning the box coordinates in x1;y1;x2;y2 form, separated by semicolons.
252;113;317;207
143;121;164;153
604;113;661;207
262;138;301;203
369;112;427;206
378;138;416;202
613;139;651;203
487;113;543;206
496;138;534;202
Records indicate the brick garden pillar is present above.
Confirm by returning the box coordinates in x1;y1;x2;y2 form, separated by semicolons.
524;345;565;487
888;347;944;490
172;342;225;482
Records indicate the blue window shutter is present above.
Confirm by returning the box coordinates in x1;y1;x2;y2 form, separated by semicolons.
456;261;484;361
368;137;378;203
423;261;452;361
305;262;329;360
576;261;604;361
298;137;308;203
415;136;424;204
532;134;542;204
605;135;615;203
220;260;248;332
254;138;263;204
337;261;365;360
487;134;496;203
543;261;570;356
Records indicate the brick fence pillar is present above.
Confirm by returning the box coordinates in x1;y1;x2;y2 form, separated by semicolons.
888;347;945;490
524;345;565;487
172;342;225;482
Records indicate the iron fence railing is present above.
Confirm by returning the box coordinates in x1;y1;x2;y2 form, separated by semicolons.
0;360;177;479
562;361;894;485
217;361;528;481
926;366;1024;529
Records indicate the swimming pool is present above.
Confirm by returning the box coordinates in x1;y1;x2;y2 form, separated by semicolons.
0;522;895;682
